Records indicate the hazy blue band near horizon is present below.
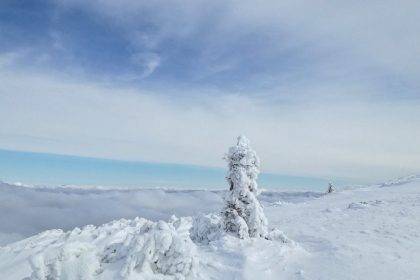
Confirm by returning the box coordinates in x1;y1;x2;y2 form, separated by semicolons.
0;149;354;191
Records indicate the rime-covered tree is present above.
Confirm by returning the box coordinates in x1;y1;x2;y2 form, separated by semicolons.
222;135;268;238
326;182;336;194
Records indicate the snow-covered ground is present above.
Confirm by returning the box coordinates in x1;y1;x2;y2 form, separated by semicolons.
0;176;419;279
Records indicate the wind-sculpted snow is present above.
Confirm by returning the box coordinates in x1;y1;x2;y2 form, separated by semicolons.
1;177;420;279
3;217;198;280
190;213;223;244
222;136;268;238
0;214;299;280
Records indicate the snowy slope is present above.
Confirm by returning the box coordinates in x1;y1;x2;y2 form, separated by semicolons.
265;177;420;280
0;177;419;279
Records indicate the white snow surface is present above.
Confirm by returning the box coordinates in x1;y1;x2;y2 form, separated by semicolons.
1;177;420;279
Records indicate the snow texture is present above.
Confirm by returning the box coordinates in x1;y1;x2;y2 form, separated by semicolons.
222;135;268;238
1;175;420;279
190;213;222;244
375;174;420;187
8;217;198;280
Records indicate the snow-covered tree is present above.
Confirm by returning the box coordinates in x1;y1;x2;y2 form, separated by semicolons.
326;182;336;194
222;135;268;238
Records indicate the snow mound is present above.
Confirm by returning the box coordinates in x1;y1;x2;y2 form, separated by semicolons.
106;216;198;279
0;213;297;280
190;212;294;246
190;213;223;244
266;228;295;244
30;240;101;280
5;217;198;280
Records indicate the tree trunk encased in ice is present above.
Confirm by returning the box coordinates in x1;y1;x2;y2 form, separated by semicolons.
222;135;268;238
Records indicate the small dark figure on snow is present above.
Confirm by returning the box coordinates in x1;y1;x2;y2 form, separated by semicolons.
326;182;336;194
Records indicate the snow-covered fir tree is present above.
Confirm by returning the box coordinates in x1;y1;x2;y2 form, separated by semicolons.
326;182;336;193
222;135;268;238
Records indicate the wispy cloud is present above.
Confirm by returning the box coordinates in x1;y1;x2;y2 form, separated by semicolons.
50;0;420;96
0;67;419;180
130;52;161;79
0;1;419;181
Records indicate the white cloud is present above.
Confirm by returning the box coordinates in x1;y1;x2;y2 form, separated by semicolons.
130;52;161;78
0;67;419;181
1;1;419;182
55;0;420;85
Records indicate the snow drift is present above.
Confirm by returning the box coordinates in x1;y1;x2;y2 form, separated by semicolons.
5;217;198;280
1;213;297;280
1;176;420;279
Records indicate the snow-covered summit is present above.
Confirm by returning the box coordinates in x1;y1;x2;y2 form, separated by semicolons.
1;176;419;279
1;216;198;280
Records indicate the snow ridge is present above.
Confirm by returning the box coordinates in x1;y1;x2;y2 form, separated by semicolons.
1;174;420;279
21;217;198;280
376;174;420;187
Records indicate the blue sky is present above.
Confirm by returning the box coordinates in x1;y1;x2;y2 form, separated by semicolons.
0;0;419;181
